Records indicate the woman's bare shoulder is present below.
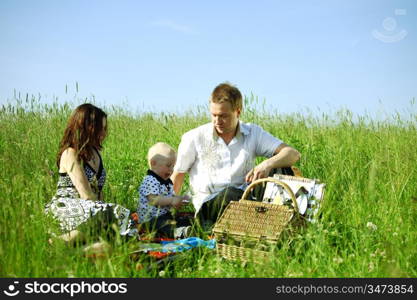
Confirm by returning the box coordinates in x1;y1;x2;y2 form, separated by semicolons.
61;147;77;158
59;147;79;171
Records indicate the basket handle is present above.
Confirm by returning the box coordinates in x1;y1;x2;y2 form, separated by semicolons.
241;177;299;214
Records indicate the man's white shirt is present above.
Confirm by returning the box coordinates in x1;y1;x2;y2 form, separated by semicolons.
174;121;283;214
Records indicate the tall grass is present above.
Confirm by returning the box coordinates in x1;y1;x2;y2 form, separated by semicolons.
0;95;416;277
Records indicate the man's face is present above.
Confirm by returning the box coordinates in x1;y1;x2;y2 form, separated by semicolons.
210;101;241;136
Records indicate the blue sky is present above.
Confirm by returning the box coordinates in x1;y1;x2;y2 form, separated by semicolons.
1;0;416;117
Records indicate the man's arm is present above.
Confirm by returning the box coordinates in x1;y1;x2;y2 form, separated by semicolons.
171;171;186;195
245;143;301;182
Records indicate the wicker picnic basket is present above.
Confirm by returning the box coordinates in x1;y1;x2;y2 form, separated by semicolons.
212;177;306;262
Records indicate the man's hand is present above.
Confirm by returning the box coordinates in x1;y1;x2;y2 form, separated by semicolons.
245;144;301;182
245;160;273;182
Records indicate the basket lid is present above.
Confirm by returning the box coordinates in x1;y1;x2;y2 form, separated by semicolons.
212;200;295;241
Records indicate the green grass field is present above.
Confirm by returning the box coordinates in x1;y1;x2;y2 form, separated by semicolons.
0;96;416;277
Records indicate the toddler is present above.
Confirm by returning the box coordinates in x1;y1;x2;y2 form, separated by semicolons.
137;142;191;238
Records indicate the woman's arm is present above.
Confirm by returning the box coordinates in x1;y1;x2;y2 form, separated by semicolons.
60;148;98;200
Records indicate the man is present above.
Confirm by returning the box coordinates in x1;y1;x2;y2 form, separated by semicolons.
171;82;301;224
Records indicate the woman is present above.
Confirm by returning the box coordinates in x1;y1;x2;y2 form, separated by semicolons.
45;103;137;241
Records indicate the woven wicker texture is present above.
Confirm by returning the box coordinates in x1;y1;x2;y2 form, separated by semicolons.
213;200;294;241
217;243;270;262
213;177;308;262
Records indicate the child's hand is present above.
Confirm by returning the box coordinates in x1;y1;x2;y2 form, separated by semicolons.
171;196;184;209
181;194;191;204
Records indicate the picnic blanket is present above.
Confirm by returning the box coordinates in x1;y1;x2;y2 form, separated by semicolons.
132;237;216;259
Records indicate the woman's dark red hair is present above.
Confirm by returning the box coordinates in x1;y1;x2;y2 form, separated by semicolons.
56;103;107;167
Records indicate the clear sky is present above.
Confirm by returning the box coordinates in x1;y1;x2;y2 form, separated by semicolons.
1;0;416;117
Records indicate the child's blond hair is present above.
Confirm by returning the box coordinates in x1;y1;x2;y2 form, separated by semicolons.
147;142;176;168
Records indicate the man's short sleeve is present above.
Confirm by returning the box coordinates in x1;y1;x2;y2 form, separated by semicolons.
174;131;197;173
253;125;283;158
